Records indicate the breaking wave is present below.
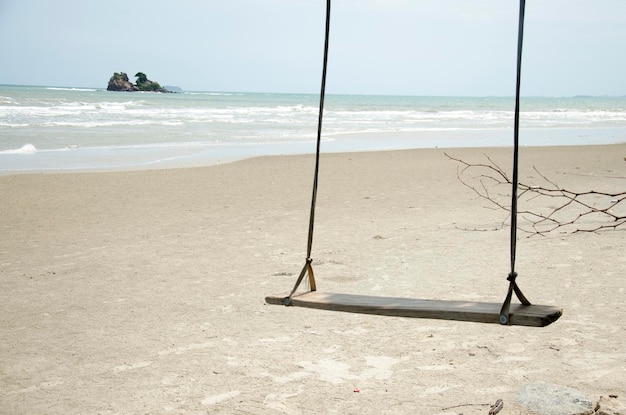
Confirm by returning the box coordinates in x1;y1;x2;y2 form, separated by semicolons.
0;144;37;154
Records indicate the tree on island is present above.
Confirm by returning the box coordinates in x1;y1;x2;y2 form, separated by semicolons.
134;72;165;92
135;72;148;85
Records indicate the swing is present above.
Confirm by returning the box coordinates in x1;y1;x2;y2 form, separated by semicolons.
266;0;562;327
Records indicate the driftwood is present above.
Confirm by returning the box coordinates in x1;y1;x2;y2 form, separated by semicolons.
445;153;626;236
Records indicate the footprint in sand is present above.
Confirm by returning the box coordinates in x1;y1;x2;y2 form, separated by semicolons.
157;341;214;356
298;355;400;384
201;390;241;406
112;361;153;373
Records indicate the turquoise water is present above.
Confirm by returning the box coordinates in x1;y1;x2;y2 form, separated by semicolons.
1;84;625;173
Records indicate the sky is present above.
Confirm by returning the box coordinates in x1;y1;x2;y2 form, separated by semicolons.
0;0;625;97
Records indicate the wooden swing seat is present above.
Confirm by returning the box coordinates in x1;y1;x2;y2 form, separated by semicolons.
265;291;562;327
266;1;563;328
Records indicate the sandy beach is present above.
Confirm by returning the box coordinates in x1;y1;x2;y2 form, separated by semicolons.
1;144;625;414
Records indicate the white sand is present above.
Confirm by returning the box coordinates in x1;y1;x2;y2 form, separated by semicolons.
1;144;624;414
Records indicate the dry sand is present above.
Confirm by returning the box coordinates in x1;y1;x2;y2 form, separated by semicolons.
1;144;625;414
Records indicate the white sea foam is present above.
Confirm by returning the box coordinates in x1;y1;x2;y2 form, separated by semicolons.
187;92;244;96
0;144;37;154
0;122;29;128
49;120;154;128
46;87;98;92
0;95;17;105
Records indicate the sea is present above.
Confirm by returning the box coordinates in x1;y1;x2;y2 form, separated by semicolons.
1;84;625;174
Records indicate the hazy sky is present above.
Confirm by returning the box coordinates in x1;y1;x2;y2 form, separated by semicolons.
1;0;624;96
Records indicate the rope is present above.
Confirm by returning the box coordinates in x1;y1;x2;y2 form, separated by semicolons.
285;0;533;321
286;0;331;304
500;0;531;325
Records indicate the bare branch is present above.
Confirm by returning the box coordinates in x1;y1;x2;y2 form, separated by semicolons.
445;152;626;236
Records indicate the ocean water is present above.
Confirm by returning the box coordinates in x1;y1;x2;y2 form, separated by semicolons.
1;84;625;173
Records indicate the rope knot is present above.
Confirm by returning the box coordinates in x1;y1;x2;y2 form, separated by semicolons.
305;257;313;264
507;272;518;282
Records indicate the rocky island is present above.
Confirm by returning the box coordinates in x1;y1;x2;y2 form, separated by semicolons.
107;72;174;93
